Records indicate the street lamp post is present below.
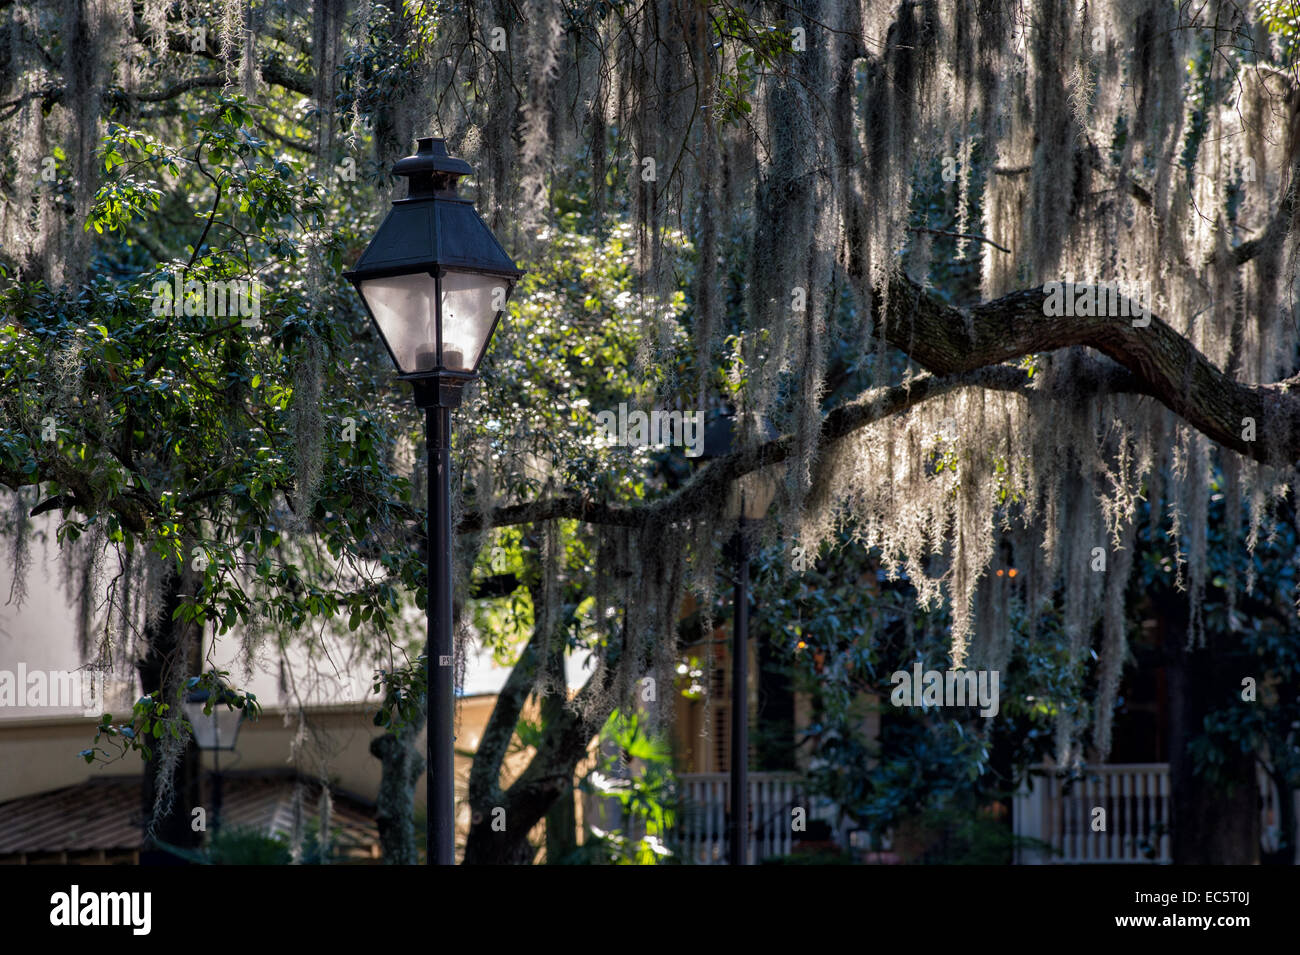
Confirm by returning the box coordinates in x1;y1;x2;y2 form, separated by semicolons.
701;412;777;865
345;137;523;865
182;688;243;834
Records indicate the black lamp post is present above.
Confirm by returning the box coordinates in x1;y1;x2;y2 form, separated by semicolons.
700;411;777;865
182;688;243;834
345;137;523;865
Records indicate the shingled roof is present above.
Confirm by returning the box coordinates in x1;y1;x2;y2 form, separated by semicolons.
0;772;381;863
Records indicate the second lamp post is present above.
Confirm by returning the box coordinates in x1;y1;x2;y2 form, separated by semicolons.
701;412;777;865
345;137;523;864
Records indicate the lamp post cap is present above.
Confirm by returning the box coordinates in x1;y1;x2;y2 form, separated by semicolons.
392;137;474;185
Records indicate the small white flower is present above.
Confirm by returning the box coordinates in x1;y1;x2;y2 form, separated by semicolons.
643;835;672;857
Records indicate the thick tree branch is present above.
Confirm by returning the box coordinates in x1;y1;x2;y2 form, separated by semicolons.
155;31;314;96
465;610;542;810
16;52;314;112
459;366;1036;533
462;272;1300;535
876;274;1299;464
1226;156;1298;267
911;226;1011;254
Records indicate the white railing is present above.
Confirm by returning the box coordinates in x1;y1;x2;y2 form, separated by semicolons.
675;773;814;864
673;764;1296;864
1014;762;1294;864
1014;763;1171;863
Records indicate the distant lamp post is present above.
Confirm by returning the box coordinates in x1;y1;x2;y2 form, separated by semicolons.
182;688;243;834
700;411;778;865
344;137;524;865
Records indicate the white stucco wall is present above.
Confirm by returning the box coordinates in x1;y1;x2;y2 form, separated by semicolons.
0;512;587;724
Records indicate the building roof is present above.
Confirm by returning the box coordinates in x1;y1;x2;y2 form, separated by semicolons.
0;772;380;861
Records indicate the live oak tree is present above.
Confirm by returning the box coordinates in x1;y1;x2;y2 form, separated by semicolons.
2;0;1297;863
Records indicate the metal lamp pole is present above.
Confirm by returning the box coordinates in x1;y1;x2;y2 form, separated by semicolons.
212;747;223;834
427;400;454;865
413;377;469;864
412;375;472;865
729;516;750;866
700;412;776;866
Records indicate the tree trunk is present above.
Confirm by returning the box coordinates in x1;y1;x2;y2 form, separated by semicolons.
464;644;619;865
369;693;426;865
136;564;203;863
542;644;577;863
1162;593;1260;864
464;763;578;865
545;783;577;864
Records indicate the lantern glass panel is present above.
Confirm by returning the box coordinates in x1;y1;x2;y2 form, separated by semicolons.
359;273;439;374
440;271;509;372
727;470;778;521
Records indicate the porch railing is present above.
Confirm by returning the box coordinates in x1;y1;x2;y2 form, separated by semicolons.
677;763;1295;864
1013;762;1295;863
675;773;814;864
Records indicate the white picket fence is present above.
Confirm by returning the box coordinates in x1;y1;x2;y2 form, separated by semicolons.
1013;762;1296;863
675;773;818;864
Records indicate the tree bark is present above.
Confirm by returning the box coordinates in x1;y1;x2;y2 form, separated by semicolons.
369;694;426;865
463;685;613;865
136;564;203;863
542;645;577;863
464;632;619;865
